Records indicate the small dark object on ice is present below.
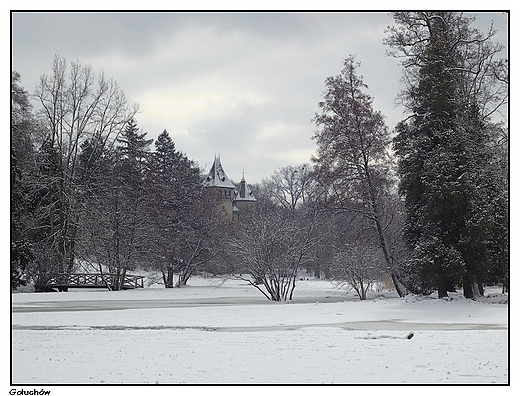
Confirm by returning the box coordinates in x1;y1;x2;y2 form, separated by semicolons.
406;332;414;340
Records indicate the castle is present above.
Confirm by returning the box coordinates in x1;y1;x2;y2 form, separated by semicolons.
201;155;256;221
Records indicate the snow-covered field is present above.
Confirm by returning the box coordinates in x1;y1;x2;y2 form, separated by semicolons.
10;276;509;387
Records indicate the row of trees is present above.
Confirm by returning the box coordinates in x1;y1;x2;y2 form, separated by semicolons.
236;12;508;300
11;12;508;300
12;57;395;299
11;57;226;291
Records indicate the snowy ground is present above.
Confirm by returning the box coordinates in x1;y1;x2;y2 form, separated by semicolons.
10;276;509;388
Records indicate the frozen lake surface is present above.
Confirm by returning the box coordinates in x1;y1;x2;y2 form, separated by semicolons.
11;277;509;386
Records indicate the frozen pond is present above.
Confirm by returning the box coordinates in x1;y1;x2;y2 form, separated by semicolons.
11;277;508;385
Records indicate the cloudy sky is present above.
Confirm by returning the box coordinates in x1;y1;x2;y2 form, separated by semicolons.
11;11;508;184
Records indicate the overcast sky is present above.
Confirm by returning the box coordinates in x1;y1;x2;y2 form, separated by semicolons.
11;11;508;184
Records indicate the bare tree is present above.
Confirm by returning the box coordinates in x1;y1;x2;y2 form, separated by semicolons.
27;55;136;290
331;229;386;300
173;189;229;287
261;164;315;211
312;55;408;297
228;203;316;301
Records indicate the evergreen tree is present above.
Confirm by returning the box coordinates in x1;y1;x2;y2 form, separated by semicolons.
386;12;508;298
117;118;153;189
78;118;152;290
11;72;36;289
77;132;109;187
146;129;221;288
146;130;199;287
110;119;153;290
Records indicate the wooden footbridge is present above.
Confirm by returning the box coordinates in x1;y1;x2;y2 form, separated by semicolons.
47;273;145;291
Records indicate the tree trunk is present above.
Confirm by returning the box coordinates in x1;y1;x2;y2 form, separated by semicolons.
366;175;409;298
113;267;126;291
288;275;296;300
98;263;112;291
120;267;127;290
463;274;482;299
462;277;474;299
437;281;448;299
176;271;188;287
390;272;408;297
162;267;174;288
477;279;484;296
360;285;367;300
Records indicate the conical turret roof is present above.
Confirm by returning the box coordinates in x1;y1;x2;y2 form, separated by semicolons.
202;155;235;189
234;172;256;202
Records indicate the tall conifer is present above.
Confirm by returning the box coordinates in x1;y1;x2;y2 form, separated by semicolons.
386;12;508;297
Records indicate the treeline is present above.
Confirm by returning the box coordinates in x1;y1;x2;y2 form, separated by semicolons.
11;12;508;300
11;58;226;292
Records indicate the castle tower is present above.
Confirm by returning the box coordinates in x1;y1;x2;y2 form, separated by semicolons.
232;171;256;221
202;155;236;218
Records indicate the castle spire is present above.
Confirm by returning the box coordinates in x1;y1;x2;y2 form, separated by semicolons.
202;154;235;189
235;170;256;201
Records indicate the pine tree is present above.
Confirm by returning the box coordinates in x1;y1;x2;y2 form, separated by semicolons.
117;118;153;187
77;133;107;187
146;130;200;287
79;119;152;290
146;130;221;288
11;72;36;290
110;119;153;290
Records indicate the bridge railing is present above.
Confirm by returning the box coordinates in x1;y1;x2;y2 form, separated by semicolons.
122;274;145;289
48;273;145;290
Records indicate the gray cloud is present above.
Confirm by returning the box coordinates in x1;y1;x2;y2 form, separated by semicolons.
11;11;508;183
